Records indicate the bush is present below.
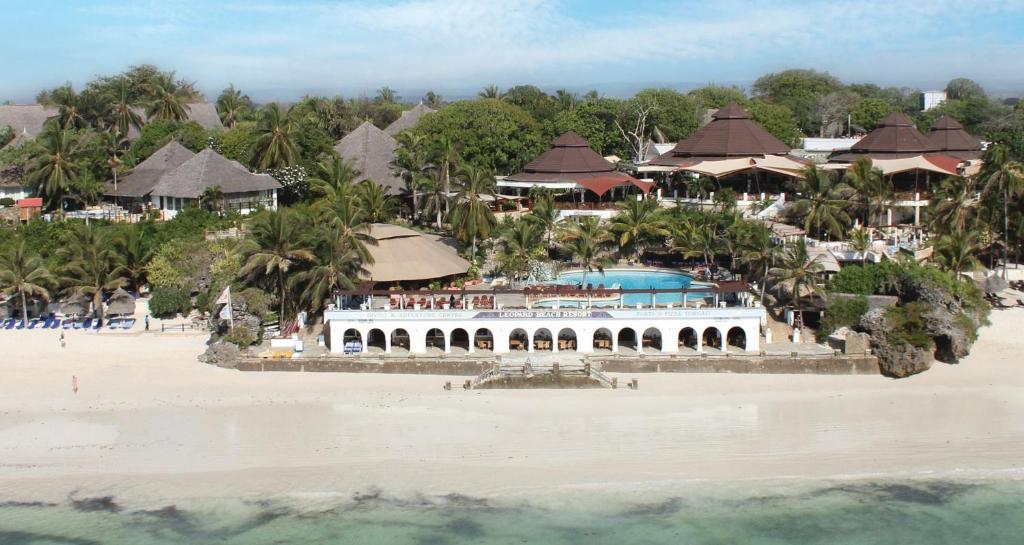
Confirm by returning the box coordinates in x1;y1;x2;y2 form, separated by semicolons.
0;197;14;207
149;286;192;318
827;264;884;295
886;302;933;350
222;325;256;348
817;295;869;342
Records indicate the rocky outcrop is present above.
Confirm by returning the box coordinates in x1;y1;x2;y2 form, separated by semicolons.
924;308;971;363
198;340;243;368
208;295;261;333
857;308;931;378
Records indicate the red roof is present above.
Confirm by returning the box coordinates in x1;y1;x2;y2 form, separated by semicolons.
16;197;42;208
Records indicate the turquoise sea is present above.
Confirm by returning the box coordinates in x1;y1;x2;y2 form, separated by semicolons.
2;479;1023;544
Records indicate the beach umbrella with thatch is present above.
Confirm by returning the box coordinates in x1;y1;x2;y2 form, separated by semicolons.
105;287;136;317
60;293;91;317
979;273;1008;294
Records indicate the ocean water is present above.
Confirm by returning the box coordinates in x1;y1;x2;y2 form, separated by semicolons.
2;479;1023;544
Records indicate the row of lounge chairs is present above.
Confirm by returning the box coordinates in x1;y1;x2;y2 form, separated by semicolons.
389;295;496;310
525;284;615;298
0;316;136;330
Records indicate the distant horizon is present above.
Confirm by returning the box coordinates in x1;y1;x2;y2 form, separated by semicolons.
5;0;1024;104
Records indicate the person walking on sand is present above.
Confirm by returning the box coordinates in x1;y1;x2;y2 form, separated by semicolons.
72;375;79;394
144;314;150;331
60;331;66;349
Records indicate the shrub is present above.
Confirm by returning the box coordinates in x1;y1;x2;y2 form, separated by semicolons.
222;325;256;348
827;264;883;295
817;295;869;342
886;302;933;350
0;197;14;207
148;286;192;318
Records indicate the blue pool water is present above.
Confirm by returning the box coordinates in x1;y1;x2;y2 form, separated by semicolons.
536;268;712;307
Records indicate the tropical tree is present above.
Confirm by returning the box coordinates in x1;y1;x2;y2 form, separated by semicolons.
292;224;361;314
312;175;376;264
934;229;982;277
216;84;250;128
111;225;154;291
525;187;559;248
979;144;1024;278
497;220;542;284
791;164;851;239
845;157;891;228
848;225;871;265
310;156;359;197
739;222;778;302
433;134;459;213
375;86;398;104
393;131;429;221
200;185;226;215
559;218;612;288
609;196;668;260
0;237;55;324
253;103;299;170
26;129;81;213
49;84;89;130
671;217;719;275
769;238;825;328
928;175;978;236
240;208;315;321
58;225;127;327
356;180;398;223
101;131;129;191
107;77;144;136
417;169;448;230
478;84;502;99
145;73;191;122
450;164;497;259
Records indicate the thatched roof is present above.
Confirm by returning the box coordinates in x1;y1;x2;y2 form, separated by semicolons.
384;103;435;136
831;113;935;161
505;132;647;196
105;140;196;198
651;103;791;165
361;223;470;283
0;104;55;139
0;165;24;188
125;103;225;139
333;121;404;194
106;288;136;316
61;293;91;316
149;148;280;198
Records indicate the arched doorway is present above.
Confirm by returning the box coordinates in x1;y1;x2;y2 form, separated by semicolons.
703;327;722;351
593;328;613;352
678;327;698;350
425;328;446;351
366;328;386;352
450;328;470;352
390;328;410;352
474;328;494;352
533;328;553;351
727;326;747;351
617;328;637;353
641;327;662;352
557;328;577;352
342;328;362;354
509;328;529;351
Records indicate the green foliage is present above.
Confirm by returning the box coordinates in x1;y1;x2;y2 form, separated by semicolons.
222;325;256;348
127;120;179;164
148;286;191;318
886;302;933;350
748;99;802;146
548;98;626;157
688;85;748;109
817;295;869;342
239;287;273;320
502;85;559;121
413;99;545;174
0;197;13;207
850;98;895;130
173;121;210;152
215;122;259;167
827;264;884;295
633;88;700;142
753;69;841;135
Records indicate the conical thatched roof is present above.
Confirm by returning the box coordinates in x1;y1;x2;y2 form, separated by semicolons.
928;116;982;160
0;104;55;139
61;293;91;317
651;103;791;165
505;131;644;194
149;148;280;198
384;103;436;136
106;288;136;316
105;140;196;198
333;121;404;195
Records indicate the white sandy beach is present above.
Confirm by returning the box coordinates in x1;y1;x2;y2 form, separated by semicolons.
0;310;1022;506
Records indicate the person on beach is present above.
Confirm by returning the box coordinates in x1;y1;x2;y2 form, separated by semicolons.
144;314;150;331
71;375;79;394
60;331;66;349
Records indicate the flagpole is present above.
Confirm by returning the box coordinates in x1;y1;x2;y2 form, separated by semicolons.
227;286;234;331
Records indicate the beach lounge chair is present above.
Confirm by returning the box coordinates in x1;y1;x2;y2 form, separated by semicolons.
92;320;101;330
122;318;135;329
15;320;26;330
62;319;73;329
80;318;92;329
107;318;122;329
50;319;61;329
27;319;40;329
1;318;12;329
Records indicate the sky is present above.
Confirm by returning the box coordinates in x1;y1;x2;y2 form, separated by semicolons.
4;0;1024;102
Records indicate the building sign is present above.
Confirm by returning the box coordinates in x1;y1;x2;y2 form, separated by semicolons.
327;307;764;322
475;310;612;320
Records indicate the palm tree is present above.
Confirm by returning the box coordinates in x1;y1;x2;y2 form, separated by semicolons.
26;129;80;213
376;86;398;104
555;89;578;111
845;157;890;228
559;222;612;288
739;222;778;302
292;225;361;314
928;175;978;236
0;237;55;324
609;196;668;260
200;185;226;215
101;131;128;191
433;134;459;213
769;238;825;328
450;164;497;259
497;220;542;284
848;226;871;265
240;209;315;321
107;77;144;137
111;226;154;292
671;217;719;275
979;144;1024;278
49;84;88;130
356;180;398;223
478;85;502;99
934;229;981;277
525;187;559;248
310;156;360;197
313;178;376;265
253;103;299;170
145;73;191;122
216;84;249;128
58;225;127;327
394;131;428;221
791;164;851;239
417;169;448;230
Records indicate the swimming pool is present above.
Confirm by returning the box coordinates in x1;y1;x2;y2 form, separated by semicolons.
535;268;713;307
